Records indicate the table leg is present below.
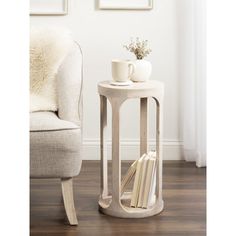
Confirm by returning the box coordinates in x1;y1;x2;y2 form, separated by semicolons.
111;98;123;206
140;98;148;156
155;98;163;202
100;95;108;197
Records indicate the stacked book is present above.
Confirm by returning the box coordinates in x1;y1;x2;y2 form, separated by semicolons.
121;151;157;209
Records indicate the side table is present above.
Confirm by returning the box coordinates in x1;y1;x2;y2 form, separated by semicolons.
98;80;164;218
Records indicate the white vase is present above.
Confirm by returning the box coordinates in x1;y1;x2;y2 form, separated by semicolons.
130;59;152;82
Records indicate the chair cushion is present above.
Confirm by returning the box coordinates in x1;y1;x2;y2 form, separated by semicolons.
30;112;82;178
30;111;79;131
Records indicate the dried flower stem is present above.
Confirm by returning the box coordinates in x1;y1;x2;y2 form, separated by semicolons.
124;37;152;60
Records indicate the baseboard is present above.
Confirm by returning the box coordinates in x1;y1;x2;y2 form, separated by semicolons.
82;139;183;160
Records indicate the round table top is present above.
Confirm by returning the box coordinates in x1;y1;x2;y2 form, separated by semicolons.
98;80;164;100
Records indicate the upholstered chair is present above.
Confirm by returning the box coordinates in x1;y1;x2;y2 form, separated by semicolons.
30;41;83;225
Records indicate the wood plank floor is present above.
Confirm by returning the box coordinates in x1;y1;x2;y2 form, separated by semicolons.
30;161;206;236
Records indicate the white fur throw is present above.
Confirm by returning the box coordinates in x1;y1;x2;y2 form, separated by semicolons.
30;27;73;112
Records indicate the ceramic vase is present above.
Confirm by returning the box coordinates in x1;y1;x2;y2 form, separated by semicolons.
130;59;152;82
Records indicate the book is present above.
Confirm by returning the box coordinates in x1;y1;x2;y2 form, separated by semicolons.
137;151;153;207
130;154;146;207
121;158;138;195
142;153;156;208
147;167;156;207
147;151;157;207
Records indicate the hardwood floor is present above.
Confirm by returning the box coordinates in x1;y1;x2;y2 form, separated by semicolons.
30;161;206;236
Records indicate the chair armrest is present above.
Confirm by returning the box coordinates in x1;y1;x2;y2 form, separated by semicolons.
57;41;83;127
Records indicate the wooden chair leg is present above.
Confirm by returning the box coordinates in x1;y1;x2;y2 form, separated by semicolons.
61;178;78;225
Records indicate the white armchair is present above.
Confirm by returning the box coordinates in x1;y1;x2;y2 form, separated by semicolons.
30;41;83;225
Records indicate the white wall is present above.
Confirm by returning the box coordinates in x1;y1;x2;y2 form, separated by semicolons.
30;0;183;160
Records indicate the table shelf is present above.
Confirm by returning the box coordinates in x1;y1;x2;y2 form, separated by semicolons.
98;192;164;218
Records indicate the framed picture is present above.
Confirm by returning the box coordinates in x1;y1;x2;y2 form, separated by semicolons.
99;0;153;10
30;0;68;16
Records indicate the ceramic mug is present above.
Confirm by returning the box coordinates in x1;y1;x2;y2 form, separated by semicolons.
112;60;136;83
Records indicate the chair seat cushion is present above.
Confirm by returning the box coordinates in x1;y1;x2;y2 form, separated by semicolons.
30;111;79;131
30;112;82;178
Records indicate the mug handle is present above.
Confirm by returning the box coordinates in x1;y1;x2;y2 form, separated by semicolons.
128;62;136;78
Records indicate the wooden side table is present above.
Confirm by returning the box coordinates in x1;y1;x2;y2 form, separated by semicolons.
98;80;164;218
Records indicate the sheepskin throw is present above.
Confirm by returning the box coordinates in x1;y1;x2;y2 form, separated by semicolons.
30;27;73;112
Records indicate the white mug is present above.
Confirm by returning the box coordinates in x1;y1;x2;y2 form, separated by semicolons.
112;60;136;82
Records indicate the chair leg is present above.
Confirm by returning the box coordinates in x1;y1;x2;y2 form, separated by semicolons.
61;178;78;225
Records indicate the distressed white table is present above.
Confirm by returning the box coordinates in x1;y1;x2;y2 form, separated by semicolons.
98;80;164;218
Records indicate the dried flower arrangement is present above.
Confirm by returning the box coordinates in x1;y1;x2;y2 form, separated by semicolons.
124;38;152;60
